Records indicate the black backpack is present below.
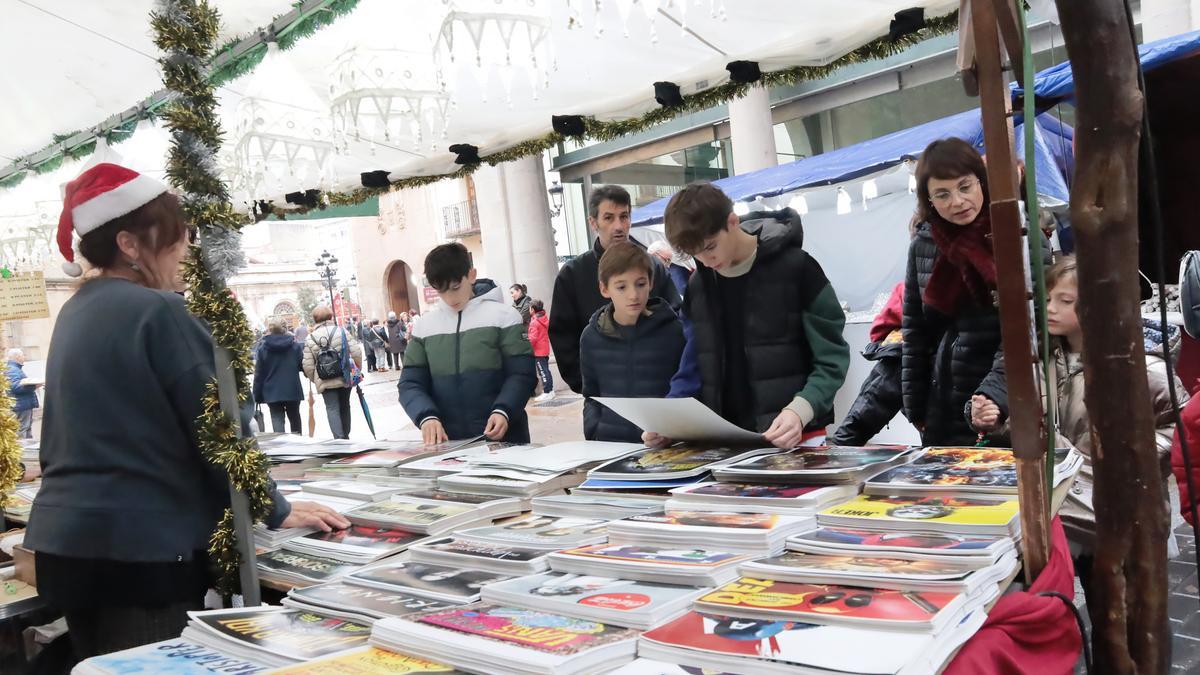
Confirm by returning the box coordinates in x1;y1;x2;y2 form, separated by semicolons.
312;331;343;380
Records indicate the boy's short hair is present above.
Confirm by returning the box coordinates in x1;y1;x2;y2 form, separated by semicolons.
588;185;632;220
599;242;654;285
664;182;734;254
1046;254;1077;290
531;299;544;312
425;242;472;291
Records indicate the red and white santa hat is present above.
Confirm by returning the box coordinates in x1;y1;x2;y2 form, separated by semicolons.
58;163;169;277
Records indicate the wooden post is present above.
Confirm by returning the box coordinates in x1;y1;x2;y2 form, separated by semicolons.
969;0;1051;579
1053;1;1170;671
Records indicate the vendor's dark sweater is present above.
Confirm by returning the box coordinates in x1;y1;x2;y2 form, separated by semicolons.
26;278;290;568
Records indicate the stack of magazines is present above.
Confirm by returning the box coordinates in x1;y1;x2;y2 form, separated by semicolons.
281;525;432;564
408;537;554;574
298;479;412;502
345;560;517;603
73;638;271;674
178;607;370;668
606;509;815;556
712;446;913;484
282;580;455;623
454;515;611;551
371;603;639;674
344;490;526;536
817;494;1022;537
580;445;777;493
481;571;708;630
257;548;361;587
665;481;857;516
864;446;1082;496
254;493;363;549
437;441;643;497
264;647;464;674
531;493;664;519
549;543;754;586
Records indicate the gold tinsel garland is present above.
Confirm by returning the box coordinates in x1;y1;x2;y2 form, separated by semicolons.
0;361;23;509
152;0;273;596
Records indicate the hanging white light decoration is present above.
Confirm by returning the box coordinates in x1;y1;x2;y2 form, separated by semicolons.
861;178;878;210
836;186;852;215
435;0;557;106
788;193;809;215
330;47;451;154
231;43;336;201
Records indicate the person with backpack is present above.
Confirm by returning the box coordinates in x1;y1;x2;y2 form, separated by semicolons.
302;305;364;439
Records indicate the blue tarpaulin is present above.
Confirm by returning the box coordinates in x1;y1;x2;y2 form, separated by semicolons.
1015;29;1200;103
632;110;1073;226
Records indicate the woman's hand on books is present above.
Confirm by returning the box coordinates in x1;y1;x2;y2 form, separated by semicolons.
484;413;509;440
642;431;672;448
281;500;351;532
764;409;805;449
421;419;449;445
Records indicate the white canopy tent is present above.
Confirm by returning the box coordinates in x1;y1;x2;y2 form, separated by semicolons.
1;0;958;211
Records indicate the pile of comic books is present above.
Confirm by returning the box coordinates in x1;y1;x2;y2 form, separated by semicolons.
343;489;527;535
579;445;777;493
530;493;664;519
281;525;433;564
282;580;456;624
665;481;857;516
408;536;554;574
345;560;517;603
816;493;1022;536
436;441;643;497
548;543;754;586
864;446;1083;496
481;571;708;629
606;509;815;556
178;607;371;668
712;445;913;484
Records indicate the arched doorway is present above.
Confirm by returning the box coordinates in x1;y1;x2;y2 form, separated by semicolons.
384;259;421;316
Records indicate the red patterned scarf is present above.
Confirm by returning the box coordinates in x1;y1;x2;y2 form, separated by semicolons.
922;211;998;315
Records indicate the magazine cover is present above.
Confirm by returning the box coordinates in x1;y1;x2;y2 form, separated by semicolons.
723;447;909;473
557;544;752;568
347;562;515;601
407;603;638;654
192;609;371;661
866;447;1074;491
484;573;704;613
74;639;270;674
325;444;435;467
623;510;785;530
672;483;824;499
695;578;957;625
791;527;1010;554
640;611;948;674
417;539;549;562
818;495;1019;527
266;646;466;674
292;526;426;553
290;582;455;617
257;549;360;582
749;551;973;578
403;489;513;505
590;446;758;477
345;500;473;527
456;516;609;548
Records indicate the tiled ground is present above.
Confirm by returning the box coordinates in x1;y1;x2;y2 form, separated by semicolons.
1168;529;1200;673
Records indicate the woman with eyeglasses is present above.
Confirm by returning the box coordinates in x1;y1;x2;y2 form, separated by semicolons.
900;138;1016;446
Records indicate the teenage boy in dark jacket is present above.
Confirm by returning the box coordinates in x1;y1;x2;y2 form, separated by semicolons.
580;243;687;442
399;243;536;444
550;185;681;394
652;182;849;449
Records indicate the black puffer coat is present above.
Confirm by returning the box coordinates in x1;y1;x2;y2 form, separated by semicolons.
829;339;903;446
580;298;685;442
901;223;1008;445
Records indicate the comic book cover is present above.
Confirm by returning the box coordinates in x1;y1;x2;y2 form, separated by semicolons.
555;543;752;568
73;639;270;674
345;500;473;528
455;517;610;549
346;562;515;601
589;446;766;478
722;447;910;473
325;443;436;467
671;483;825;499
191;609;371;661
416;539;549;562
407;603;638;654
747;551;973;579
818;495;1019;529
790;527;1011;556
640;611;950;674
265;647;467;674
866;447;1075;493
622;510;785;531
289;581;455;618
402;489;515;505
694;578;959;626
483;573;705;617
291;526;426;553
257;549;360;583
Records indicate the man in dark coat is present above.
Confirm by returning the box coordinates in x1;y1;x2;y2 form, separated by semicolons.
549;185;681;393
829;283;906;446
386;311;407;371
253;320;305;434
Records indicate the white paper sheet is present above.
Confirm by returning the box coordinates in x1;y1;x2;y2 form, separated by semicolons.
593;397;766;445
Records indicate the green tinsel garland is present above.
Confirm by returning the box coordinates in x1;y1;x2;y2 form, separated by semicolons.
153;0;271;596
0;356;23;509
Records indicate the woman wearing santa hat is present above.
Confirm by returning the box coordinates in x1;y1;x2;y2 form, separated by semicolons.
23;163;349;659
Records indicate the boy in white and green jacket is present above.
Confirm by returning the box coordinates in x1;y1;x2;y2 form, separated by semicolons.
399;243;535;444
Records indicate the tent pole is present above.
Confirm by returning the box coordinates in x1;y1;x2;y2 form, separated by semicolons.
967;0;1051;580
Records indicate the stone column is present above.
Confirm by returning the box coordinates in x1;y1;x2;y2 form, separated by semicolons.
473;155;560;311
727;84;778;175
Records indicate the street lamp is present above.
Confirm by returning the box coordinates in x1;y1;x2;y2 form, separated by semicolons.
547;180;564;217
314;250;339;321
